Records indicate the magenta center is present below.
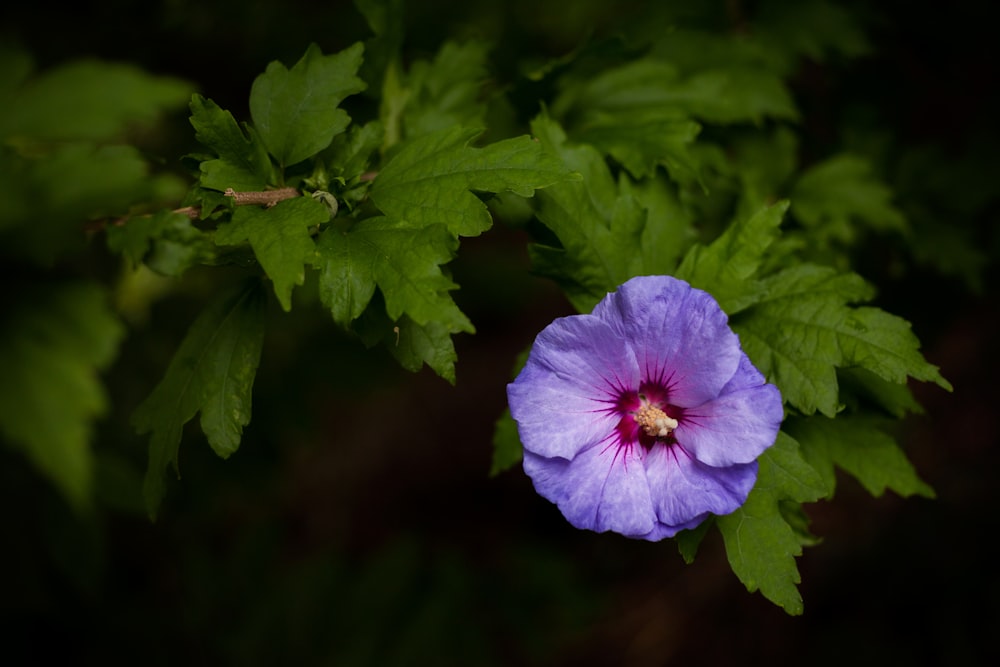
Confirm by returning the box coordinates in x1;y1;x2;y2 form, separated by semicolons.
614;381;682;450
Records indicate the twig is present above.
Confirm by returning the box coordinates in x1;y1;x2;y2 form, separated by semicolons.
86;187;299;233
84;205;200;233
224;187;299;207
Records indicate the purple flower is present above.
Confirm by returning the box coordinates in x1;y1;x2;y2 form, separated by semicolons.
507;275;783;540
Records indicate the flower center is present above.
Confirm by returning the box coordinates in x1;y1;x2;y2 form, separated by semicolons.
634;403;678;438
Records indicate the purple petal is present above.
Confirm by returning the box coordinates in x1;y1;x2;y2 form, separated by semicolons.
641;514;710;541
593;276;741;407
643;444;759;527
523;446;657;537
720;352;769;394
674;382;783;466
508;314;638;460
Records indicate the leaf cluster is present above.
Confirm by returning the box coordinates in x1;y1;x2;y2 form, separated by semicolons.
115;39;573;516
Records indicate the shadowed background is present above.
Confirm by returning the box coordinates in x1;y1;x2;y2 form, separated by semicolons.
1;0;997;664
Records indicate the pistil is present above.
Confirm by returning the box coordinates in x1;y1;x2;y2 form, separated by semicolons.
634;403;679;438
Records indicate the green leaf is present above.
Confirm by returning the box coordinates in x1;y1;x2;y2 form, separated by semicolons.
574;116;701;181
784;415;935;499
214;196;329;311
313;210;477;382
0;58;192;142
674;67;799;124
0;143;155;265
0;283;124;510
717;431;827;615
355;0;404;97
730;127;799;221
387;316;460;383
837;367;924;418
325;120;384;186
189;94;275;191
490;408;522;477
792;154;906;244
133;280;266;518
352;299;464;382
371;126;574;237
623;172;697;276
675;200;789;313
402;41;490;139
732;265;952;416
675;518;713;564
106;209;216;276
527;113;645;311
250;43;366;167
553;58;683;118
314;216;473;333
555;57;797;126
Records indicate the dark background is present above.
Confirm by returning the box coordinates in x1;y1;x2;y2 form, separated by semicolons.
1;0;997;664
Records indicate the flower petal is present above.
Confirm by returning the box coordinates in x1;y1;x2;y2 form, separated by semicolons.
674;381;783;466
524;446;657;537
720;352;769;394
593;276;741;407
641;515;709;541
643;444;759;527
508;314;638;460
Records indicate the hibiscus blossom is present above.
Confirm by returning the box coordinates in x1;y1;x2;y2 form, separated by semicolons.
507;275;783;540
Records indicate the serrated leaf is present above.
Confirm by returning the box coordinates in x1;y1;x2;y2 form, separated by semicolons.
0;58;192;142
792;154;906;244
133;280;266;518
371;126;573;237
250;43;366;167
574;116;701;181
732;265;951;416
784;415;935;499
325;120;384;186
388;316;460;383
555;57;797;126
675;200;789;313
214;196;329;311
0;283;124;510
189;94;275;191
527;114;646;311
314;216;473;333
717;432;826;615
403;40;490;139
675;67;798;124
106;209;215;276
553;58;682;118
352;300;464;381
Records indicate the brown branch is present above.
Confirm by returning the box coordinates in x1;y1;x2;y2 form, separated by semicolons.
84;205;200;233
224;187;299;207
86;187;299;234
